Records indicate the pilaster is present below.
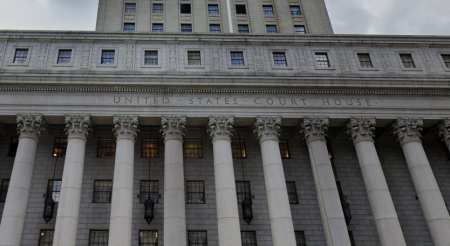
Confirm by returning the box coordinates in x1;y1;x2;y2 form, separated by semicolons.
207;116;234;142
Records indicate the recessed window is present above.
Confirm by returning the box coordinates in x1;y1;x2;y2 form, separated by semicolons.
89;231;109;246
349;231;355;246
13;49;28;64
263;5;274;15
152;23;163;32
209;24;221;33
97;138;116;157
39;230;54;246
93;180;112;203
231;139;246;157
100;50;115;65
153;3;163;13
125;3;136;13
286;181;298;204
315;53;330;67
142;138;159;157
236;181;251;203
273;52;287;66
208;5;219;14
188;231;207;246
184;138;203;157
442;54;450;68
124;23;135;31
290;6;301;15
180;4;191;14
236;5;247;15
7;137;18;157
358;53;373;68
186;181;205;204
57;49;72;64
230;52;244;66
181;24;192;33
53;137;67;157
279;139;290;158
295;231;306;246
0;180;9;202
238;25;249;33
266;25;278;34
400;54;415;68
140;180;159;203
47;180;62;202
295;26;306;34
241;231;257;246
139;231;158;246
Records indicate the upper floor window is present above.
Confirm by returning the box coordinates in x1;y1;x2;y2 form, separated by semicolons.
295;231;306;246
186;181;205;204
273;52;287;66
125;3;136;13
97;138;116;157
124;23;135;31
286;181;298;204
180;4;191;14
236;5;247;15
315;53;330;67
230;51;245;66
263;5;274;15
100;50;115;65
53;137;67;157
241;231;257;246
7;137;18;157
152;23;164;32
13;49;28;64
142;138;159;157
266;25;278;34
358;53;373;68
39;230;54;246
442;54;450;68
236;181;251;203
140;180;159;203
89;231;109;246
0;179;9;202
139;231;158;246
290;6;301;15
57;49;72;64
400;54;415;68
279;139;290;158
184;138;203;157
208;5;219;14
295;26;306;34
188;231;207;246
231;139;246;158
47;180;62;202
181;24;192;33
93;180;112;203
238;25;249;33
153;3;163;13
209;24;221;33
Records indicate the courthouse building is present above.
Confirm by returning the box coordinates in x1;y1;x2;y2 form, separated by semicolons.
1;0;450;245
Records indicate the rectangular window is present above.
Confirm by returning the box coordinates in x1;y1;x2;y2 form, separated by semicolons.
273;52;287;66
266;25;278;34
230;52;244;66
57;49;72;64
358;53;373;68
263;5;274;15
286;181;298;204
47;180;62;202
39;230;54;246
7;137;19;157
53;137;67;157
140;180;159;203
100;50;115;65
349;231;355;246
0;180;9;202
188;231;207;246
295;26;306;34
13;49;28;64
180;4;191;14
315;53;330;67
139;231;158;246
97;138;116;157
89;230;109;246
93;180;113;203
144;50;159;65
181;24;192;33
125;3;136;13
290;6;301;15
153;3;163;13
124;23;135;31
295;231;306;246
152;23;164;32
442;54;450;68
232;139;246;158
142;138;159;157
241;231;257;246
209;24;221;33
184;138;203;157
236;5;247;15
208;5;219;14
400;54;415;68
186;181;205;204
236;181;251;203
238;25;249;33
279;139;290;159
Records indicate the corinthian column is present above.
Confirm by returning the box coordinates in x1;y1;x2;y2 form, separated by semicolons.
207;116;242;246
0;114;45;246
438;119;450;153
109;116;139;246
300;117;351;246
161;116;187;246
347;118;406;246
392;118;450;246
53;115;92;246
254;117;296;246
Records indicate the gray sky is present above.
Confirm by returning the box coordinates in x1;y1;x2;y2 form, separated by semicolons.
0;0;449;35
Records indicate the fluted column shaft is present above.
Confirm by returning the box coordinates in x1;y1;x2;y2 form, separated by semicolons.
254;117;296;246
0;114;45;246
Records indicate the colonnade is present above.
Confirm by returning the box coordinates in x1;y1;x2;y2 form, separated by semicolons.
0;114;450;246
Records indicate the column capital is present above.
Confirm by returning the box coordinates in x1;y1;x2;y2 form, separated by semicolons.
160;116;186;142
300;117;329;144
16;114;46;141
254;117;281;143
346;118;376;144
207;116;234;142
391;118;423;146
65;115;92;141
113;115;139;141
437;119;450;151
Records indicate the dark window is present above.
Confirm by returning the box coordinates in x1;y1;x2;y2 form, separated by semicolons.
57;49;72;64
266;25;278;34
144;51;159;65
263;5;274;15
100;50;115;65
286;181;298;204
349;231;355;246
187;51;201;66
97;138;116;157
358;53;373;68
315;53;330;67
236;181;251;203
186;181;205;204
13;49;28;63
152;24;164;32
142;138;159;157
238;25;249;33
139;231;158;246
7;137;18;157
231;139;246;158
209;24;221;33
230;52;245;66
241;231;257;246
89;231;109;246
184;138;203;157
124;23;135;31
93;180;112;203
47;180;62;202
53;137;67;157
290;6;301;15
442;54;450;68
295;26;306;34
0;179;9;202
236;5;247;14
153;3;163;13
181;24;192;33
273;52;287;66
208;5;219;14
180;4;191;14
39;230;54;246
400;54;415;68
188;231;207;246
125;3;136;13
140;180;159;203
295;231;306;246
279;139;290;159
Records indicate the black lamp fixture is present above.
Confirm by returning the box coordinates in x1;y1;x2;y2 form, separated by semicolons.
238;127;253;225
43;125;62;223
144;126;155;224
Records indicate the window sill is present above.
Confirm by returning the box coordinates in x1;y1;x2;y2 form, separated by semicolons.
314;67;336;70
8;63;29;66
52;64;74;67
185;65;205;69
97;64;118;68
401;68;422;71
229;65;249;69
272;66;293;70
142;65;162;68
357;67;379;71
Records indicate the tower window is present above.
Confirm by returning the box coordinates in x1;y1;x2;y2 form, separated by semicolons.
139;231;158;246
231;139;246;157
97;138;116;157
7;137;19;157
208;5;219;14
290;6;301;15
39;230;54;246
273;52;287;66
263;5;274;15
400;54;416;68
186;181;205;204
125;3;136;13
93;180;112;203
358;53;373;68
180;4;191;14
295;26;306;34
123;23;135;31
241;231;257;246
187;51;201;66
238;25;249;33
266;25;278;34
0;180;9;202
315;53;330;67
295;231;306;246
181;24;192;33
89;231;109;246
153;3;163;13
188;231;207;246
57;49;72;64
53;137;67;157
142;138;159;157
236;5;247;15
279;139;290;158
236;181;251;203
47;180;62;202
152;23;164;32
100;50;115;65
140;181;159;203
286;181;298;204
13;49;28;64
230;52;245;66
442;54;450;68
209;24;221;33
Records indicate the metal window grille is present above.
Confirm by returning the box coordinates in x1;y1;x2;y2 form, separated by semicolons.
53;137;67;157
152;24;163;33
100;50;115;65
188;231;207;246
184;138;203;157
442;55;450;68
208;5;219;14
209;24;221;33
89;230;109;246
181;24;192;33
357;53;373;68
153;3;163;13
93;180;113;203
348;231;355;246
286;181;298;204
279;139;290;159
241;231;257;246
400;54;415;68
124;23;135;31
0;179;9;202
266;25;278;34
38;230;54;246
273;52;287;66
236;181;251;203
57;50;72;64
263;6;274;15
140;180;159;203
139;231;158;246
7;137;18;157
231;139;246;158
13;49;28;63
238;25;249;33
47;180;62;202
125;3;136;13
230;52;245;66
295;26;306;34
97;138;116;157
315;53;330;67
186;181;205;204
180;4;191;14
142;138;159;157
236;5;247;14
290;6;301;15
295;231;306;246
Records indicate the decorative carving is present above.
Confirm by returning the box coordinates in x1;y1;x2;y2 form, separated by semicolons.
295;45;309;72
252;46;265;71
300;117;329;144
113;115;139;141
420;47;438;74
0;42;6;65
378;47;395;73
160;116;186;141
346;118;376;144
336;47;352;73
35;43;49;69
16;114;46;141
391;118;423;146
437;119;450;151
65;115;92;141
207;116;234;142
168;45;177;70
210;45;221;71
254;117;281;143
80;43;92;69
125;43;135;70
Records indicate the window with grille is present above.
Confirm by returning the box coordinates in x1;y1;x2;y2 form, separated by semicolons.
181;24;192;33
241;231;257;246
153;3;163;13
263;5;274;15
7;137;18;157
286;181;298;204
47;180;62;202
180;4;191;14
39;230;54;246
97;138;116;157
230;52;245;66
125;3;136;13
236;181;251;203
236;5;247;14
400;54;415;68
100;50;115;65
232;139;246;158
142;138;159;157
0;179;9;202
357;53;373;68
273;52;287;66
188;231;207;246
89;230;109;246
144;50;159;65
140;180;159;203
266;25;278;34
124;23;135;31
238;25;249;33
152;24;163;33
57;50;72;64
187;51;201;66
290;6;301;15
295;26;306;34
442;54;450;68
139;231;158;246
208;5;219;14
348;231;355;246
53;137;67;157
184;138;203;157
209;24;221;33
13;49;28;63
93;180;112;203
295;231;306;246
186;181;205;204
279;139;290;159
315;53;330;67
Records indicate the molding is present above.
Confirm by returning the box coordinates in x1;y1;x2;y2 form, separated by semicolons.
346;118;376;144
65;115;92;141
160;116;186;142
207;116;234;142
113;115;140;141
254;117;281;143
300;117;328;144
391;118;423;146
16;114;46;141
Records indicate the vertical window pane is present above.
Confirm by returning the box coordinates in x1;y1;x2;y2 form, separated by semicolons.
286;181;298;204
238;25;249;33
140;181;159;203
400;54;415;68
209;24;221;33
7;137;19;157
295;26;306;34
53;137;68;157
152;24;164;32
236;181;251;203
279;139;290;158
231;139;246;158
124;23;135;31
184;138;203;157
358;53;373;68
93;180;113;203
230;52;245;66
0;180;10;202
101;51;115;65
290;6;301;15
97;138;116;157
295;231;306;246
89;231;109;246
181;24;192;33
442;54;450;68
142;138;159;157
139;231;158;246
241;231;257;246
186;181;205;204
125;3;136;13
47;180;62;202
13;49;28;64
153;3;163;13
273;52;287;66
263;5;274;15
266;25;277;34
188;231;207;246
57;50;72;64
208;5;219;14
315;53;330;67
39;230;54;246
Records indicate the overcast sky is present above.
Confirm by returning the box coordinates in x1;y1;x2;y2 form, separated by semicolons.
0;0;449;35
